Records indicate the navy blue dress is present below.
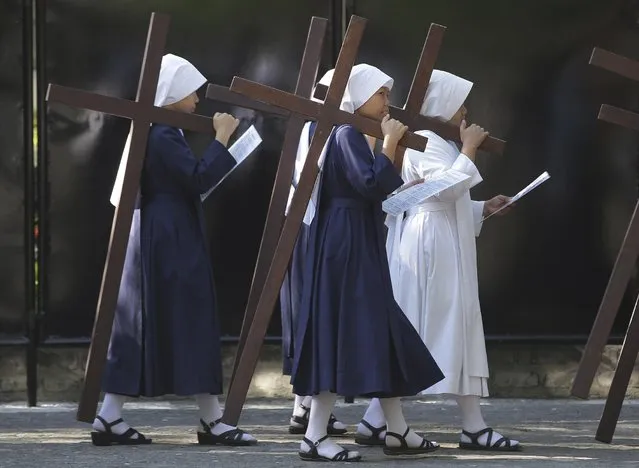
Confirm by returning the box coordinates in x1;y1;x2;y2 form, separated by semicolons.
280;223;310;376
290;125;444;398
102;124;236;397
280;122;316;376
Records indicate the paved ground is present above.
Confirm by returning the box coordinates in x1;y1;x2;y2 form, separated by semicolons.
0;398;637;467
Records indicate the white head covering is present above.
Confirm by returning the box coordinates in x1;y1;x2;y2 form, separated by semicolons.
420;69;473;122
110;54;207;207
318;64;393;113
288;64;393;224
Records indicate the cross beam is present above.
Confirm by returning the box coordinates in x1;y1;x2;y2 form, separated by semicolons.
315;81;506;155
312;21;506;158
220;15;428;425
571;46;639;444
314;78;506;156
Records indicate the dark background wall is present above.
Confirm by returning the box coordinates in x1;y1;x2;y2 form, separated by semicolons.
2;0;639;343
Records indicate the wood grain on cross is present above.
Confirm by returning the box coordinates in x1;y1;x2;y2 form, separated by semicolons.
571;47;639;443
206;17;329;388
314;24;506;164
220;15;428;425
46;12;223;423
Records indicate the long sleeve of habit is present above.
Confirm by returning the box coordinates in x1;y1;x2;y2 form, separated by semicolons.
404;131;485;235
471;200;485;237
336;125;403;199
448;154;484;236
151;126;237;195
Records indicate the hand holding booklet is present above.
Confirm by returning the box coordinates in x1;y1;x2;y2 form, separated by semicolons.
201;125;263;202
382;170;471;216
482;171;550;221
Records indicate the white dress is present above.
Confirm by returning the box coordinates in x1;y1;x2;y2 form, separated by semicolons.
386;130;490;397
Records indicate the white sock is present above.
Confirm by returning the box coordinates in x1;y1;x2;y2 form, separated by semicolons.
300;392;359;460
195;394;223;424
357;398;386;439
292;394;346;431
302;395;312;408
455;395;519;447
379;397;437;448
195;394;255;442
93;393;138;438
292;394;309;419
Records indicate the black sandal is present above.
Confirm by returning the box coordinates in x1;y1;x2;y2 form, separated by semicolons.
90;416;152;446
383;427;439;456
354;419;387;446
197;418;258;446
299;435;361;462
289;405;348;435
459;427;521;452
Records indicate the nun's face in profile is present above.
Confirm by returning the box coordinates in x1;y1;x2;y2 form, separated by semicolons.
449;104;468;126
165;91;200;114
356;86;390;121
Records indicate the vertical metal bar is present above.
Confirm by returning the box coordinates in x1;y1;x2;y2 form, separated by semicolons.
22;0;37;407
32;0;48;406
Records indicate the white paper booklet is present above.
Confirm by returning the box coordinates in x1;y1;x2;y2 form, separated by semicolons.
482;171;550;221
201;125;263;202
382;170;471;216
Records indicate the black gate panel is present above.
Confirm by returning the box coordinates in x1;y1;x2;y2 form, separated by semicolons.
43;0;334;339
353;0;639;337
0;0;28;340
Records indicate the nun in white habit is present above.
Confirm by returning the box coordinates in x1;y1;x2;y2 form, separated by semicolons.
386;69;520;451
93;53;256;447
289;64;444;462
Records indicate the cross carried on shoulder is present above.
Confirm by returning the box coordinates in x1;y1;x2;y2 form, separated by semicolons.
46;12;223;423
220;15;429;425
571;47;639;443
314;23;506;171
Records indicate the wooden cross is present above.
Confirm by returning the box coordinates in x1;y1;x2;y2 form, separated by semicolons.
46;12;231;423
571;47;639;443
219;15;429;425
313;24;506;167
206;17;329;389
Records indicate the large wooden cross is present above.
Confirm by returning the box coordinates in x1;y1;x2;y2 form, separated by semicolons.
314;24;506;166
220;15;429;425
571;47;639;443
206;17;329;388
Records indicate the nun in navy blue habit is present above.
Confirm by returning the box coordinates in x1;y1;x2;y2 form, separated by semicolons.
289;64;445;462
281;69;348;437
91;54;256;447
